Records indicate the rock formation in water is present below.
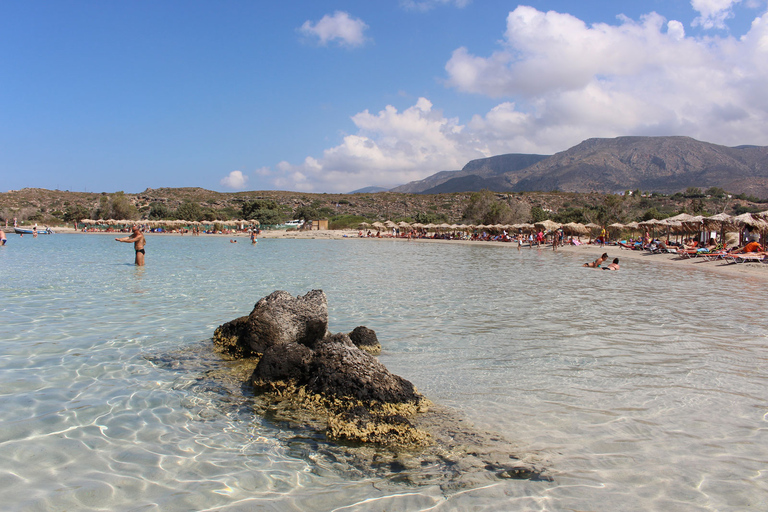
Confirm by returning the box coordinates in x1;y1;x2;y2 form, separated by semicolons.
213;290;428;446
211;289;543;481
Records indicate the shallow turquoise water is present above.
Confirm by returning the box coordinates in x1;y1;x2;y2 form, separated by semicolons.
1;233;767;511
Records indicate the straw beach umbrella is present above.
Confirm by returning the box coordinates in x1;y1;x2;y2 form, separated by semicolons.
535;220;561;232
563;222;588;236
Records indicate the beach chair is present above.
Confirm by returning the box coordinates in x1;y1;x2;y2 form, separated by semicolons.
701;250;728;262
677;248;699;259
724;253;766;264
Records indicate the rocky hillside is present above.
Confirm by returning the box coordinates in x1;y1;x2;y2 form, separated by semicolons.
393;136;768;198
390;153;549;194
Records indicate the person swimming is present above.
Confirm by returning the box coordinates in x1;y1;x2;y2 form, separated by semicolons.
583;253;608;268
603;258;620;270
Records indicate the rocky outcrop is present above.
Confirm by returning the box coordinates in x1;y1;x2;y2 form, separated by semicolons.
210;289;543;481
213;290;428;447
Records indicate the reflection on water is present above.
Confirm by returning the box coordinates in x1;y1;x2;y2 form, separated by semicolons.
1;234;767;511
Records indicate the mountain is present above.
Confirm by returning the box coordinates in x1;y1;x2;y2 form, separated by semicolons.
390;136;768;198
390;153;549;194
348;186;389;194
510;136;768;196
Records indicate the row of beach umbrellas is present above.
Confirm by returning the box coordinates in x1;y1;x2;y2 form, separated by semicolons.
359;211;768;235
80;218;261;227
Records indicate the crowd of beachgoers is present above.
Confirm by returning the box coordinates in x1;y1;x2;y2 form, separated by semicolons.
5;212;768;279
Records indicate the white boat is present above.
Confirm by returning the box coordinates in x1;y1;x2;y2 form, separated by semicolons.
14;227;53;235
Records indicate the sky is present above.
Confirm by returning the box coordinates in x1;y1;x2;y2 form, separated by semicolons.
2;0;768;194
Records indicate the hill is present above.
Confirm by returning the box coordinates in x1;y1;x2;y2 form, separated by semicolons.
390;153;549;194
392;136;768;198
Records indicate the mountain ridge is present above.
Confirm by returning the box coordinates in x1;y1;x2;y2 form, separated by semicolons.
390;136;768;198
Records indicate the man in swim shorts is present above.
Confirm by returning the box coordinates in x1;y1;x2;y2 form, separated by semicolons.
0;228;6;245
115;225;146;266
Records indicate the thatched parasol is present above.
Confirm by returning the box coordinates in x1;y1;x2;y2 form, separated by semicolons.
703;213;734;231
371;221;385;231
563;222;588;235
733;213;768;233
534;220;561;232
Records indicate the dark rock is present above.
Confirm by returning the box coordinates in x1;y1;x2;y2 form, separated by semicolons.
213;290;328;357
212;315;252;358
348;326;381;355
252;342;313;386
308;333;419;404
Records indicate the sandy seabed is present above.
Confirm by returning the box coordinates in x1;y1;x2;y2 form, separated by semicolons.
54;227;768;283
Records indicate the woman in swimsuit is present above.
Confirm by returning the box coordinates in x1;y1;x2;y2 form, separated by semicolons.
583;253;609;268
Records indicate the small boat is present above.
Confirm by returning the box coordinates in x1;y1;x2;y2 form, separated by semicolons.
14;227;54;235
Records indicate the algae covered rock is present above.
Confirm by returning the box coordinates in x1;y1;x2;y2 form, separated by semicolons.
348;326;381;355
213;289;328;357
206;289;545;481
214;290;428;448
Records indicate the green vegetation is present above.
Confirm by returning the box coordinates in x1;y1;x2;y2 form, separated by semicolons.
0;186;766;227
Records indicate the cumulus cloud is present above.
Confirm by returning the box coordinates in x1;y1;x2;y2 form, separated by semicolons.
220;170;248;190
444;5;768;148
265;5;768;193
691;0;741;29
299;11;369;47
262;98;490;192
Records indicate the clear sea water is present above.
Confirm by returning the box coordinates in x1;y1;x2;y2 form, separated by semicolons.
1;233;767;511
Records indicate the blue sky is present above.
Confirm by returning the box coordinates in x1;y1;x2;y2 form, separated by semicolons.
2;0;767;194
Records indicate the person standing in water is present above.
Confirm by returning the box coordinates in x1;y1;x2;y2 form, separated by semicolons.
115;225;146;266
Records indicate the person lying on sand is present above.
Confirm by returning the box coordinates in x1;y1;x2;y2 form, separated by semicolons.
731;241;763;254
583;253;608;267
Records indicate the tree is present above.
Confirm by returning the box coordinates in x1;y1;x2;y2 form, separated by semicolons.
95;195;110;219
529;206;548;223
148;202;172;220
110;191;138;220
63;204;91;223
242;199;285;225
175;200;203;221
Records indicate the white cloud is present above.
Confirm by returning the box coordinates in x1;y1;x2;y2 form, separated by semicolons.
264;5;768;193
444;5;768;148
220;170;248;190
400;0;471;12
260;98;489;192
691;0;741;29
299;11;369;47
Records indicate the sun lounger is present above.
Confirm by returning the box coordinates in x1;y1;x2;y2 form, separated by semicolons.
677;248;700;258
701;250;728;261
724;253;767;264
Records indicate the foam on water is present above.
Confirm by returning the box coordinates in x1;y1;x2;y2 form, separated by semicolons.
1;234;767;511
